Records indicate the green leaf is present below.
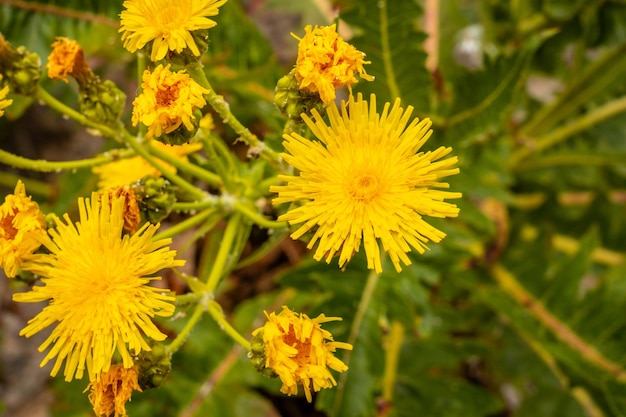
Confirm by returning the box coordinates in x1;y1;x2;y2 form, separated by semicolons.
338;0;431;110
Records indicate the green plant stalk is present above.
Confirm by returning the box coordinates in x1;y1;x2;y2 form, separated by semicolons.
172;200;220;212
207;300;251;351
490;263;626;382
37;86;118;139
153;207;219;241
0;147;133;173
179;211;222;255
0;173;52;196
147;141;223;189
379;0;400;100
513;152;626;171
232;200;287;229
205;212;244;292
511;95;626;165
381;320;404;402
123;132;205;200
167;301;205;355
333;270;380;416
185;63;282;168
519;43;626;137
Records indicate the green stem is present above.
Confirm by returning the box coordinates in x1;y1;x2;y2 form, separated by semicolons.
172;197;221;212
333;270;380;416
511;95;626;165
513;153;626;171
167;301;205;355
232;200;287;229
37;86;118;139
379;0;400;100
0;173;52;196
0;146;134;172
381;320;404;402
207;300;251;351
185;63;282;168
490;263;626;382
147;142;223;189
153;207;219;241
205;212;244;292
123;132;205;200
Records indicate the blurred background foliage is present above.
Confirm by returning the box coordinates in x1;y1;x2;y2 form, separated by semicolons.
2;0;626;416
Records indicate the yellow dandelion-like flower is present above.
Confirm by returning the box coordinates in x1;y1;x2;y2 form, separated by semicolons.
271;93;461;273
86;364;142;417
46;37;90;84
13;192;184;382
0;180;46;278
132;64;209;139
93;141;202;189
0;74;13;117
252;306;352;403
293;24;373;105
119;0;228;61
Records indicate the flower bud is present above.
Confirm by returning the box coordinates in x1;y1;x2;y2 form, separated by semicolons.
0;35;41;97
135;342;171;390
133;176;176;224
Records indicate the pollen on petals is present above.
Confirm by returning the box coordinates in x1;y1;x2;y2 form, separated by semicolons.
86;364;142;417
293;24;373;105
271;93;462;273
119;0;228;61
0;180;47;278
12;192;184;381
251;306;352;403
131;64;209;139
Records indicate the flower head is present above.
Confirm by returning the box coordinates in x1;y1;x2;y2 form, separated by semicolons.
0;75;12;117
293;24;373;105
119;0;228;61
131;64;209;139
0;180;46;278
86;364;142;417
13;192;184;381
251;306;352;402
93;141;202;189
271;94;461;273
46;37;91;84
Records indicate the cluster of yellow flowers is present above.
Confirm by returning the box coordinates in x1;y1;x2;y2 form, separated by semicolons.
0;0;461;414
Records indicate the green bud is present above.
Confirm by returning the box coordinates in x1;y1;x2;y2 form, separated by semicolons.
135;342;172;390
248;331;277;378
133;176;176;224
0;38;41;96
79;78;126;127
274;69;326;122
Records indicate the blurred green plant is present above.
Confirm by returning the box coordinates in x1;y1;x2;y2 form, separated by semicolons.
1;0;626;416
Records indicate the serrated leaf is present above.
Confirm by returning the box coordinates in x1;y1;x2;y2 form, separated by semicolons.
339;0;431;110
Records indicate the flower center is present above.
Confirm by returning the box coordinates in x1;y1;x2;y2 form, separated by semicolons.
155;6;187;31
283;327;311;366
0;215;17;240
348;173;381;202
156;83;180;107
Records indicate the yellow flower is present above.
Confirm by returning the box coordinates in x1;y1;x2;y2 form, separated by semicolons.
13;192;184;381
271;94;461;273
86;364;142;417
293;24;373;105
0;180;46;278
0;74;13;117
93;141;202;189
119;0;228;61
46;37;91;84
131;64;209;139
252;306;352;402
